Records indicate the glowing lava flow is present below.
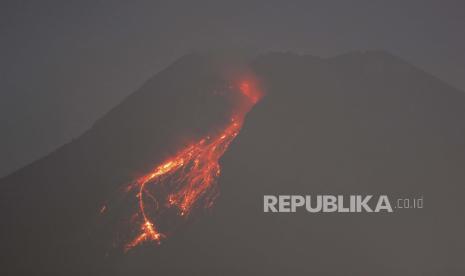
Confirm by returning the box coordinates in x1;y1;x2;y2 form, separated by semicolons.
123;80;261;251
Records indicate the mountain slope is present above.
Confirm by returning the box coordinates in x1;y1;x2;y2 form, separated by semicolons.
1;51;464;275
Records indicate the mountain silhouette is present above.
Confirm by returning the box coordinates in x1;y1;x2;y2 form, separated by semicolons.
1;51;464;275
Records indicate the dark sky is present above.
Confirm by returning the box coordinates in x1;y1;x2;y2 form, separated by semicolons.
0;0;464;176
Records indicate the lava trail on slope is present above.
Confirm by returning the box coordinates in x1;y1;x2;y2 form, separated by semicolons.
103;79;262;251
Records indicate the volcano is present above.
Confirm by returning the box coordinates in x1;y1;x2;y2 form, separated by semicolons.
1;51;465;275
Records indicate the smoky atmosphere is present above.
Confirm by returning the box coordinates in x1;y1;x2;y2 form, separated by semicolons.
1;1;465;275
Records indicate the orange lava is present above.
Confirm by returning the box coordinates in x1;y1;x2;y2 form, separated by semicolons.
123;80;262;251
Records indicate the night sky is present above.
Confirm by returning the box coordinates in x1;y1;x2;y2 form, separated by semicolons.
1;0;464;176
